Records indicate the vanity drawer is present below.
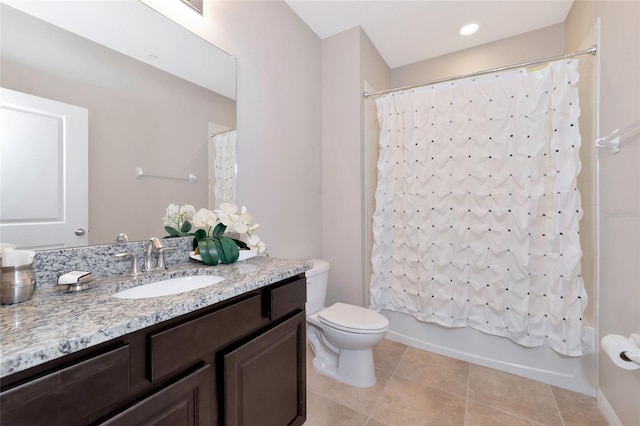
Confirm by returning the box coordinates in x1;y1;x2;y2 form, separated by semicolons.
269;276;306;321
149;294;262;381
0;345;130;426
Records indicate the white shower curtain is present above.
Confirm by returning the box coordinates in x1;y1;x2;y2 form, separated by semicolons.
213;130;237;207
370;59;587;356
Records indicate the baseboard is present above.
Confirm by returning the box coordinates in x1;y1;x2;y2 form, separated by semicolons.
597;389;622;426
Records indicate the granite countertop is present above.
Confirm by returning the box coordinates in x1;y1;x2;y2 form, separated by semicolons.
0;256;311;378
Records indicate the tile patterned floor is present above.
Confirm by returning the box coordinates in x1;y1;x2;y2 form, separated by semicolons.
305;339;608;426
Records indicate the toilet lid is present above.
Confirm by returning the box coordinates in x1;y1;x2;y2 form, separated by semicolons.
319;303;389;333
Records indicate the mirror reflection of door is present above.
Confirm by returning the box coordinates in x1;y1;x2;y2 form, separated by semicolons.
0;88;88;249
208;122;237;210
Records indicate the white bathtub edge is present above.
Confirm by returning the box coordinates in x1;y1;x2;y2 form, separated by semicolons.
382;311;597;396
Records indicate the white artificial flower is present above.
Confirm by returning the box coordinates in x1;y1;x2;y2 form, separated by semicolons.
192;208;218;229
164;202;266;256
164;203;197;230
180;204;196;222
163;204;181;227
247;234;267;254
233;209;252;234
232;221;247;234
216;203;238;228
247;234;260;246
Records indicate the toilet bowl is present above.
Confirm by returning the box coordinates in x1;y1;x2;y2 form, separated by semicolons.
305;260;389;388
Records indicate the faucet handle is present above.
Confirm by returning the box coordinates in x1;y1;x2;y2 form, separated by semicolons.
115;252;142;277
144;237;164;272
150;237;163;249
157;247;176;270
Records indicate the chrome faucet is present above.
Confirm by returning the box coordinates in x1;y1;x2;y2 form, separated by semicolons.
115;233;129;243
144;237;163;272
115;252;142;277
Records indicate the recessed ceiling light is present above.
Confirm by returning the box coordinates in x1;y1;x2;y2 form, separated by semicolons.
460;23;479;36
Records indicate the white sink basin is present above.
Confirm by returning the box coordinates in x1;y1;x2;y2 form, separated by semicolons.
112;275;225;299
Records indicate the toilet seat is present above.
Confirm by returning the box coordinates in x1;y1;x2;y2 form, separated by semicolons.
319;303;389;334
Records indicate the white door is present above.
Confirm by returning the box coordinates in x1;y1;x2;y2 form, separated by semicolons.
0;88;88;249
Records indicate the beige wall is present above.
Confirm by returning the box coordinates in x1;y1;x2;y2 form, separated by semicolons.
144;1;324;260
391;24;565;86
321;27;363;306
204;1;324;261
566;2;640;425
320;27;389;307
322;27;389;306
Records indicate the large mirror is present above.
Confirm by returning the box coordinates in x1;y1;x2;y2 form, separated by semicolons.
0;1;237;249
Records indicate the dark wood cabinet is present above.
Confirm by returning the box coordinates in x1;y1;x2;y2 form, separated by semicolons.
149;295;263;382
0;274;306;426
224;311;306;426
101;364;211;426
0;345;130;426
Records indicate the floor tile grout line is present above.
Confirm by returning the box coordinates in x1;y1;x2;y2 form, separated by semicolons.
392;361;471;401
308;368;391;418
549;384;568;426
395;373;470;401
306;388;373;425
466;398;551;426
382;347;471;424
365;343;410;426
463;362;471;426
307;385;371;420
389;343;410;376
466;363;572;425
465;392;557;425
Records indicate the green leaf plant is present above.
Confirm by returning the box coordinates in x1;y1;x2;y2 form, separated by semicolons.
164;220;192;237
165;203;267;266
193;224;240;266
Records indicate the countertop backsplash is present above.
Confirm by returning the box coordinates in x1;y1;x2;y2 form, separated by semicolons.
32;237;194;288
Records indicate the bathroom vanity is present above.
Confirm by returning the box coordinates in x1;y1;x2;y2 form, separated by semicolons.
0;256;309;426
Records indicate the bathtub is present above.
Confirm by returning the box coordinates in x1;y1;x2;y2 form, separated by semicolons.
382;310;597;396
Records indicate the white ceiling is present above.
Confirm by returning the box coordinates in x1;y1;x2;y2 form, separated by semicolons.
285;1;574;69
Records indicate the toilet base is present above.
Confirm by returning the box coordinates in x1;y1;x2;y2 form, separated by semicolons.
312;347;377;388
307;321;378;388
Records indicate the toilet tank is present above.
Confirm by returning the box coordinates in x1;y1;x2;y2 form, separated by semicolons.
305;259;330;314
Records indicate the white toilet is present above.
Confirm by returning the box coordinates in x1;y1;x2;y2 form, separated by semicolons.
305;259;389;388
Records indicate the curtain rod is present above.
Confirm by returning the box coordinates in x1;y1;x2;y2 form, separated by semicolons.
363;44;597;98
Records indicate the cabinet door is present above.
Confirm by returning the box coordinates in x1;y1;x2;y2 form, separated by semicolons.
0;345;129;426
101;364;211;426
224;312;306;426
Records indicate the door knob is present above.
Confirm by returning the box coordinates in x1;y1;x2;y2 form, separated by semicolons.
74;228;86;236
